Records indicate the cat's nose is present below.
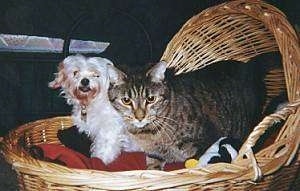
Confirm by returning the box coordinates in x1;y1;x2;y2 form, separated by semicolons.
135;108;145;121
80;78;89;86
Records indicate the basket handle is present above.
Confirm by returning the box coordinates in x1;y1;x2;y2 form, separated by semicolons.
233;0;300;101
236;99;300;161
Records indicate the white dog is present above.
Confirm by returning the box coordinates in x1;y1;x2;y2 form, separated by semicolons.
49;54;139;164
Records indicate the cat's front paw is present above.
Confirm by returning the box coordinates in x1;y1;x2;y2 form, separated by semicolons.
146;156;165;170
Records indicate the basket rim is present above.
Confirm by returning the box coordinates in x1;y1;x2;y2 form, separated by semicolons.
1;99;299;189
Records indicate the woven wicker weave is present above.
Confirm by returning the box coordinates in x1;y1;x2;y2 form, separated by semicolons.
1;0;299;190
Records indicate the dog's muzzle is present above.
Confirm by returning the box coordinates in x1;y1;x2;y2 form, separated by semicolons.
79;78;91;92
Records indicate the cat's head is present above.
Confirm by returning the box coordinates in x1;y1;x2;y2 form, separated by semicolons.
108;61;171;132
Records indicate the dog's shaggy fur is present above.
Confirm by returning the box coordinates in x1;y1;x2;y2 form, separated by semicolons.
49;54;139;164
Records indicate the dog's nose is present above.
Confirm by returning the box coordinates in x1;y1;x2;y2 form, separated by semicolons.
81;78;89;86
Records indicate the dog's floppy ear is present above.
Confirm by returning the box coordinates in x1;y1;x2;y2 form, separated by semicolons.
48;62;66;89
107;62;127;86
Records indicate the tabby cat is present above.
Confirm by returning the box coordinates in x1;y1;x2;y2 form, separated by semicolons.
108;59;266;168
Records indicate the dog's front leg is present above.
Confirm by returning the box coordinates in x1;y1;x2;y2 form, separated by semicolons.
90;136;121;165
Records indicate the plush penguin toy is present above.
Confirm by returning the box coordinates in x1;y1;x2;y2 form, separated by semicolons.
185;137;242;168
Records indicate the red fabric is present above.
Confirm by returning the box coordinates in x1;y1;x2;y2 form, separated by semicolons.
37;144;184;171
164;162;185;171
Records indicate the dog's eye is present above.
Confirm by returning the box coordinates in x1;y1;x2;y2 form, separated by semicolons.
93;73;100;78
146;95;156;104
121;97;132;105
73;71;78;77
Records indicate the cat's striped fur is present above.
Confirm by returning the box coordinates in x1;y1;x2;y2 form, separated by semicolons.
108;60;265;165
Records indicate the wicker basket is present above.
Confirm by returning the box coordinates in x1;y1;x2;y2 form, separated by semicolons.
1;0;299;190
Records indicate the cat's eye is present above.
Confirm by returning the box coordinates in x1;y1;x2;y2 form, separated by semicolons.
121;97;132;105
146;95;156;104
73;71;79;77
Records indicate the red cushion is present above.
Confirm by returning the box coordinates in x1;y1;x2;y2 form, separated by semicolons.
37;144;184;171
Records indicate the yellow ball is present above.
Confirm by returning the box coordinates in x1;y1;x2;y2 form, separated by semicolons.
185;159;199;168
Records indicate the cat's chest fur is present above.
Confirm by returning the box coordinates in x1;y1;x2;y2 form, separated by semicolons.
127;123;198;162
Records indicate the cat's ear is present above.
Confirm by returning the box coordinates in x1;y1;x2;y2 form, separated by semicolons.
107;63;127;85
147;61;167;82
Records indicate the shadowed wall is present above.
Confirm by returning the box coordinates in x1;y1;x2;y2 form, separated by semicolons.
0;0;298;136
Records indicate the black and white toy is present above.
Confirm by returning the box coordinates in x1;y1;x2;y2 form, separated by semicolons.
197;137;242;167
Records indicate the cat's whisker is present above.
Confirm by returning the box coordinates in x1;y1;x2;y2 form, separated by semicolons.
157;116;197;133
150;121;167;144
155;118;177;132
150;121;160;134
153;120;175;145
148;116;157;121
157;118;200;145
124;115;135;121
157;116;177;123
152;121;171;144
156;116;179;132
155;119;175;134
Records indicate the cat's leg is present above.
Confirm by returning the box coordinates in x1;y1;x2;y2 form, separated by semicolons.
119;134;142;152
146;156;165;170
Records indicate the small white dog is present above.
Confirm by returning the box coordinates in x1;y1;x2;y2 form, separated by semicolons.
49;54;139;164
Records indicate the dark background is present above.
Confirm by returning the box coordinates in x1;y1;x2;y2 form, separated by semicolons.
0;0;299;137
0;0;298;190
